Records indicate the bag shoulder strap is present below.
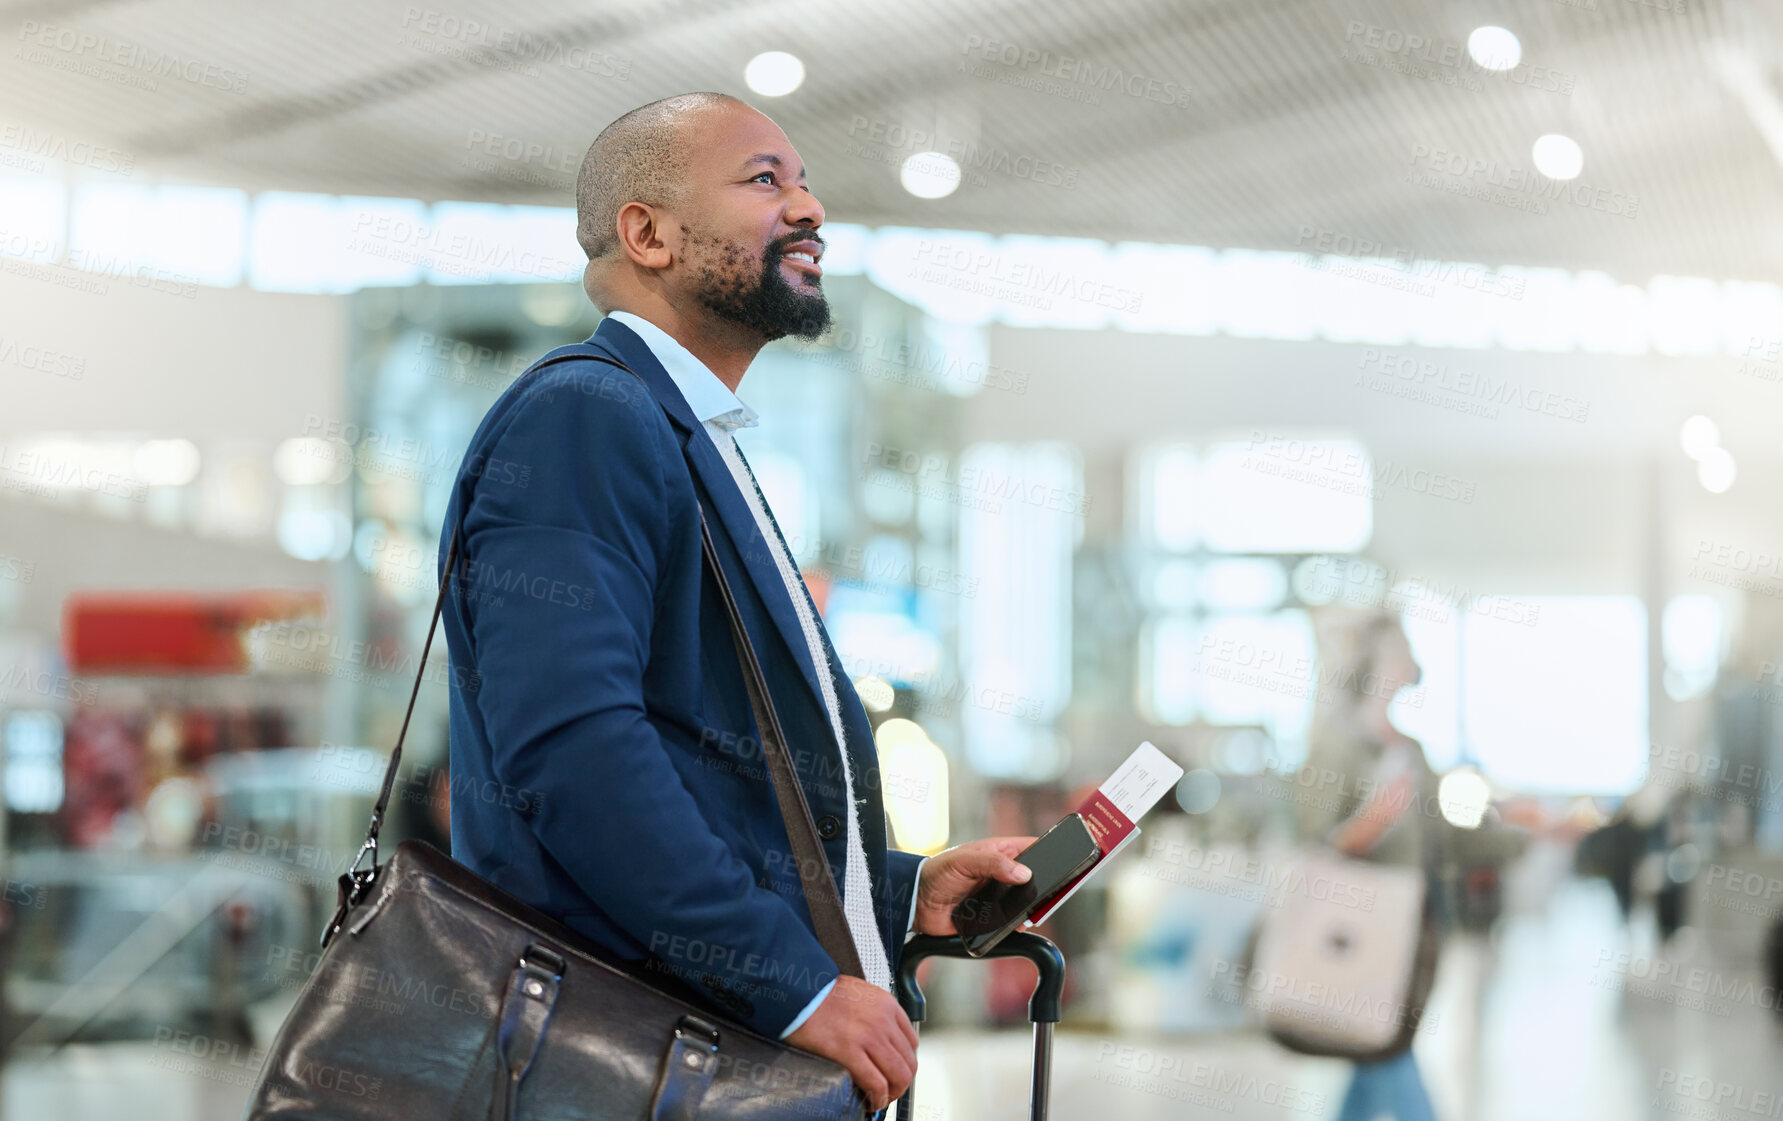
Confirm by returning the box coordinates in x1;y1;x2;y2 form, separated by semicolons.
332;344;865;981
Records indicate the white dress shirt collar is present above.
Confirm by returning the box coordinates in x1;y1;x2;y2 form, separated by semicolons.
605;310;759;433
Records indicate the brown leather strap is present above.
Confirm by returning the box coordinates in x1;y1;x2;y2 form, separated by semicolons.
348;345;864;980
340;525;460;916
696;504;863;979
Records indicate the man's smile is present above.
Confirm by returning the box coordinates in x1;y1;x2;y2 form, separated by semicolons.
777;239;824;278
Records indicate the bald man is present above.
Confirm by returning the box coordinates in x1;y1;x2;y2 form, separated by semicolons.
439;92;1032;1111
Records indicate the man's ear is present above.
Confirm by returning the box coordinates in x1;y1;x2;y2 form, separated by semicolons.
614;201;672;271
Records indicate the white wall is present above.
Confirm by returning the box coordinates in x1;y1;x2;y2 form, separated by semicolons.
973;327;1783;597
0;268;346;440
0;275;350;651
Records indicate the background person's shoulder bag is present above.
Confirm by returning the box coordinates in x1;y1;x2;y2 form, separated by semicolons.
1247;848;1439;1061
1247;741;1443;1061
244;350;873;1120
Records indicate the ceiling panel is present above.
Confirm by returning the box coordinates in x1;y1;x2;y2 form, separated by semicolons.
2;0;1779;281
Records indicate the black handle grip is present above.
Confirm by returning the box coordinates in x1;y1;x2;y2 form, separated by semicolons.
894;932;1066;1024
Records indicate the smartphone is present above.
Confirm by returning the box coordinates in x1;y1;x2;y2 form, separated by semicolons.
952;813;1100;957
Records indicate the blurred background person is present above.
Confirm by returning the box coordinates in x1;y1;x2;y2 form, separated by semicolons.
1297;608;1445;1121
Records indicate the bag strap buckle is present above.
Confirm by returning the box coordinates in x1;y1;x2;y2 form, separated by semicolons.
321;856;381;948
518;946;566;980
673;1015;720;1055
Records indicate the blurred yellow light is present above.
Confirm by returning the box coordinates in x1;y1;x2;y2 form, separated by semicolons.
876;721;950;855
854;675;895;713
875;718;929;750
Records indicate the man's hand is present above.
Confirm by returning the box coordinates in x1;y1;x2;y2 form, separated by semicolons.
913;837;1038;936
785;976;918;1111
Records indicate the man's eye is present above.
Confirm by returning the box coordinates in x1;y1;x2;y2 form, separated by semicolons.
751;172;774;184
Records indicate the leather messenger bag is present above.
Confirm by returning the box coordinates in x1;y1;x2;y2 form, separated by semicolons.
244;350;873;1120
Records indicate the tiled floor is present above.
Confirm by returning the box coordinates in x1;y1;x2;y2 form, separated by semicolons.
9;865;1781;1120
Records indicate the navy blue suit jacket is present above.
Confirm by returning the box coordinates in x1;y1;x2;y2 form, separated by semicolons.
439;316;923;1036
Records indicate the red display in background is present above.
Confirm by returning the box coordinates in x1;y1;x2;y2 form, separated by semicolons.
61;710;143;848
63;590;325;675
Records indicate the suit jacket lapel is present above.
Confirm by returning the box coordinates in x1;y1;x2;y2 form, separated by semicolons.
590;320;900;950
587;319;837;763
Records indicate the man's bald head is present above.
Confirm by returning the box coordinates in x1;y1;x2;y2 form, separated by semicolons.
572;91;830;344
574;91;744;261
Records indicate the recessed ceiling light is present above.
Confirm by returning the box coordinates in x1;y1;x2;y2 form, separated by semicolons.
744;51;804;97
1467;26;1522;71
1697;447;1737;493
1679;415;1720;460
900;151;961;199
1532;134;1584;180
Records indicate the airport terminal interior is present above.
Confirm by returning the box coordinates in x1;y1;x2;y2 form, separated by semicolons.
4;0;1783;1117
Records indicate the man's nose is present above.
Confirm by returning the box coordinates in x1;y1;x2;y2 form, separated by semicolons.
785;186;824;227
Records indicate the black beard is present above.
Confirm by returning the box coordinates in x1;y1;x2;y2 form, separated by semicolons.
687;228;831;342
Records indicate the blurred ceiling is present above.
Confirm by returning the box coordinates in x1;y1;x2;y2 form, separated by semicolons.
4;0;1782;282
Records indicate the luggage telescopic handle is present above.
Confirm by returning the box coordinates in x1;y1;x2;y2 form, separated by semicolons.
894;931;1067;1024
890;932;1065;1121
